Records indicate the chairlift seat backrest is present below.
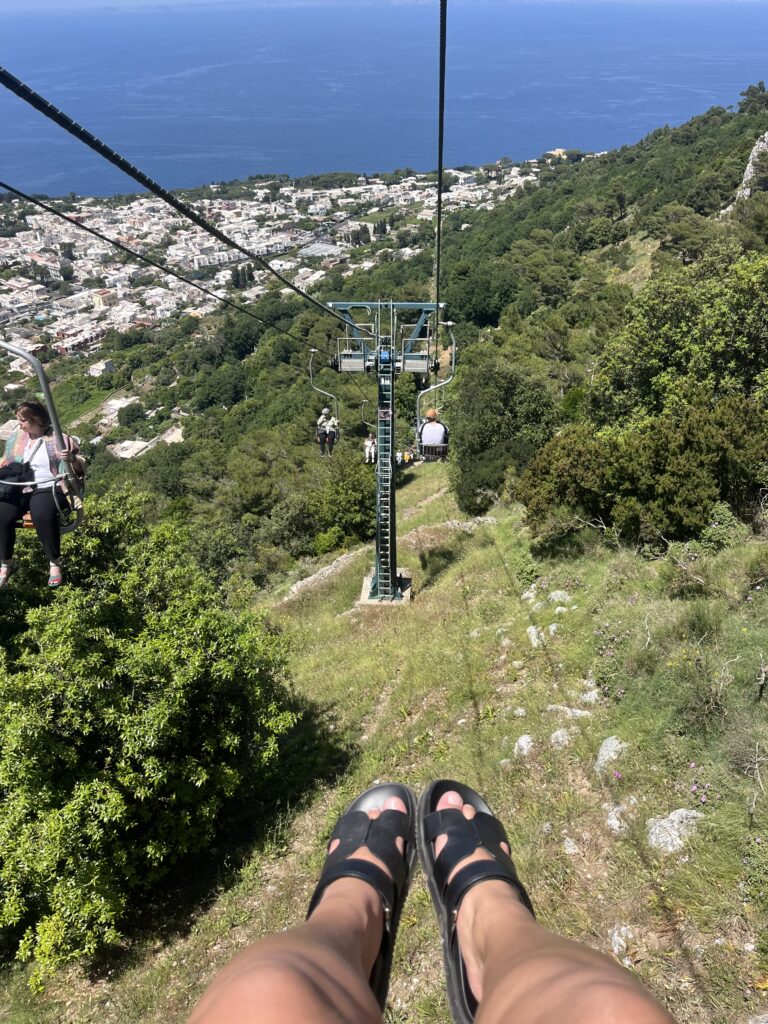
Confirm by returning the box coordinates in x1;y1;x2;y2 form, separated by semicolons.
339;350;366;372
403;353;431;374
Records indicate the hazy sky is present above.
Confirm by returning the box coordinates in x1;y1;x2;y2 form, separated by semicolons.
4;0;737;10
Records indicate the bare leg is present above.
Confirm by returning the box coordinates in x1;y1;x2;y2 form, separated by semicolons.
434;791;675;1024
188;795;407;1024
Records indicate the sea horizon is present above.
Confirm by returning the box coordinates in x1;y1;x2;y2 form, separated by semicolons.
3;1;768;198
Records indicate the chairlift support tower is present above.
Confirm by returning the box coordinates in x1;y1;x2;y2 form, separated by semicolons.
328;300;449;602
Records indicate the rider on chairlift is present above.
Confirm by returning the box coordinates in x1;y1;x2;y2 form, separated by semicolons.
316;407;339;458
418;408;449;447
364;433;377;464
0;400;81;589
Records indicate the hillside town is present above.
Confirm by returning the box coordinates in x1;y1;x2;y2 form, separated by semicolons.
0;161;538;368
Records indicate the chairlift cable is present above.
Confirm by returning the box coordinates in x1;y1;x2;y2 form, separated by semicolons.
0;65;376;340
433;0;448;327
0;180;341;365
0;184;376;430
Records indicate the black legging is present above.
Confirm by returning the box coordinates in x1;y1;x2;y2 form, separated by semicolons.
0;489;61;563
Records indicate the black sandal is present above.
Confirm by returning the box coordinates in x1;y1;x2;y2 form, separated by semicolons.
417;780;535;1024
306;782;417;1009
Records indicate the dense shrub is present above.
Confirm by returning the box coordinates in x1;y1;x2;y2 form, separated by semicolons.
309;455;376;543
519;396;768;544
699;501;751;553
0;502;293;980
590;253;768;423
446;343;558;513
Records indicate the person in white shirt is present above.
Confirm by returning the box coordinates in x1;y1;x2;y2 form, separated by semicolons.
317;408;331;456
364;434;377;464
317;408;340;457
325;414;339;457
0;401;79;588
419;408;449;448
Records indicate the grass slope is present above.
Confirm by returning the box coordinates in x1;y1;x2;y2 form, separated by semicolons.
5;464;767;1024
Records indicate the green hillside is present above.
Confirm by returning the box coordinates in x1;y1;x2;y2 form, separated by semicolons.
2;465;764;1023
2;86;768;1022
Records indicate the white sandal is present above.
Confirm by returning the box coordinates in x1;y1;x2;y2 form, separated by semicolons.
0;561;17;588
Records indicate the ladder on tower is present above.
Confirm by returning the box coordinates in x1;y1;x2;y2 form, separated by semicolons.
374;351;397;600
325;300;449;604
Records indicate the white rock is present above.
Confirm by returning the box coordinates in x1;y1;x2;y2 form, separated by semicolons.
514;734;534;757
646;809;704;853
713;937;725;946
467;628;482;638
527;625;541;649
580;688;601;705
548;623;559;636
606;807;627;833
744;942;757;953
499;759;512;770
512;660;524;669
549;590;571;604
562;837;579;856
500;636;512;649
550;728;571;748
521;586;537;603
546;704;593;719
541;821;553;834
608;925;634;956
532;600;545;612
554;606;569;614
513;707;527;717
595;736;628;773
746;1016;768;1024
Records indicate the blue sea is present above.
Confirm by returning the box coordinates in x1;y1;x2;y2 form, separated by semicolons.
3;2;768;197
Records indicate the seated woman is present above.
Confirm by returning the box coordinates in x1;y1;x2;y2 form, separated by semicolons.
0;401;80;589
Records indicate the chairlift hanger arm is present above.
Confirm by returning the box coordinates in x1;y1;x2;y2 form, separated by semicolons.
417;323;457;427
309;349;339;421
360;400;374;431
0;339;67;452
0;339;84;532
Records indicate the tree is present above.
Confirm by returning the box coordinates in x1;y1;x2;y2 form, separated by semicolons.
446;342;559;513
519;394;768;544
117;401;145;428
590;252;768;422
739;81;768;115
0;501;293;979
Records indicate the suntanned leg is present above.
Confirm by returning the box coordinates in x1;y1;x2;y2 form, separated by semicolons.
434;791;676;1024
187;796;407;1024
